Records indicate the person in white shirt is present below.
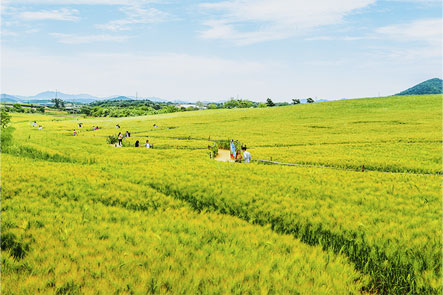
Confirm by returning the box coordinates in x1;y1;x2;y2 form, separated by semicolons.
144;140;151;148
242;146;251;163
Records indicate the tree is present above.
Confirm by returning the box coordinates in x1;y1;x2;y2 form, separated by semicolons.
223;99;239;109
51;98;65;109
292;99;301;105
13;103;24;113
207;104;218;109
1;109;11;128
238;100;253;108
306;98;315;103
80;106;92;115
196;101;205;108
266;98;275;107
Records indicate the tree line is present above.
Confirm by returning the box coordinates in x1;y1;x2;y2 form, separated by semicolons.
1;96;316;119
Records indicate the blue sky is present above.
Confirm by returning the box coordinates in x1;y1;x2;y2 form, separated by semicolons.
1;0;441;102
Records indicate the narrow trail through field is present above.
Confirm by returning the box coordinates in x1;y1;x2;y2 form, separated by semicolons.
214;149;233;162
209;147;439;175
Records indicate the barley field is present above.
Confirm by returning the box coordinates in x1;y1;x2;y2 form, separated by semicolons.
1;94;442;294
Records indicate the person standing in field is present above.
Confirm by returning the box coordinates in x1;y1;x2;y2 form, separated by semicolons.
230;139;235;159
135;140;140;147
235;150;243;163
118;132;123;146
145;140;151;148
73;129;77;136
242;146;251;163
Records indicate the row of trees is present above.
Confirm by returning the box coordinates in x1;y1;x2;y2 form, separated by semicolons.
5;96;316;119
77;105;183;118
292;98;314;104
2;104;45;114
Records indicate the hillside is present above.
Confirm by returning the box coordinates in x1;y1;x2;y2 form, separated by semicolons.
0;94;19;103
395;78;442;96
2;94;442;295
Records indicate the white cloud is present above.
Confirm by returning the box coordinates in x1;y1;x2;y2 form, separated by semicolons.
387;0;440;3
18;8;79;21
305;36;368;41
376;18;442;44
1;48;284;100
3;0;160;5
96;5;171;31
50;33;130;44
199;0;375;44
1;29;18;36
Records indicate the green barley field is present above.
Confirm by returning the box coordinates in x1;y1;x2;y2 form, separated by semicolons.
1;94;442;294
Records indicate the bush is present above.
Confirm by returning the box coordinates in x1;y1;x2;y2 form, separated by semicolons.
1;109;11;128
1;126;13;151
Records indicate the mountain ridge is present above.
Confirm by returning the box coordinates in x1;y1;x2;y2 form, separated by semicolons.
395;78;442;96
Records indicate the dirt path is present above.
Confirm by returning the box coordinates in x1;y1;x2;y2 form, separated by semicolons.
214;149;234;162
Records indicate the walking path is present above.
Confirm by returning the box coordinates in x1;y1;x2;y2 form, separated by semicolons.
214;149;233;162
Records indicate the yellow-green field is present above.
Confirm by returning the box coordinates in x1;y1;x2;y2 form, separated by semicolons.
2;94;442;294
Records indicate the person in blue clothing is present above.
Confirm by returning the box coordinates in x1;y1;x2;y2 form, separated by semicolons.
230;139;235;159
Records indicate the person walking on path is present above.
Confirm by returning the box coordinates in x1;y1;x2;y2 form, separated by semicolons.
242;146;251;163
118;132;123;146
230;139;235;159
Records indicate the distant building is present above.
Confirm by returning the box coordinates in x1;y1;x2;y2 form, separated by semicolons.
177;104;206;110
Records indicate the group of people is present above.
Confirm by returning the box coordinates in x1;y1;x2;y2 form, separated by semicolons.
30;121;43;130
73;124;101;135
116;131;151;148
134;139;151;148
230;140;251;163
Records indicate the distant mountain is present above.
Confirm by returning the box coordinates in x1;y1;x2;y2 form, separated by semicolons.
30;91;101;103
1;94;19;103
395;78;442;96
1;91;101;104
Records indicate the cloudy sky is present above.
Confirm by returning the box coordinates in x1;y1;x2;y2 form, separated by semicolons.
1;0;441;101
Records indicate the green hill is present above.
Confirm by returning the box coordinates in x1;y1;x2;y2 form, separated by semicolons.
395;78;442;96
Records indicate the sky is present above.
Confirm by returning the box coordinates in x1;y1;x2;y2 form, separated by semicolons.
1;0;442;102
